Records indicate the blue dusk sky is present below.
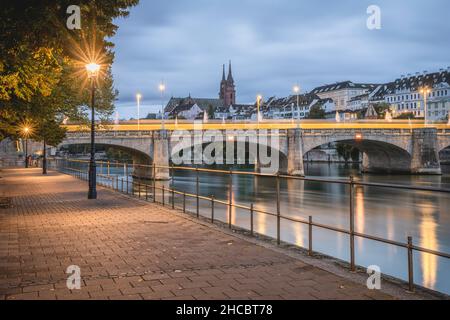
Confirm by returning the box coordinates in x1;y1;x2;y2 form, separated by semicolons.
110;0;450;119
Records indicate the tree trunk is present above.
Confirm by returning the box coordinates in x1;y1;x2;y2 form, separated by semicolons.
42;139;47;175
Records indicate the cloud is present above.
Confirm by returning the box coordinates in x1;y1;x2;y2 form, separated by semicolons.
110;0;450;118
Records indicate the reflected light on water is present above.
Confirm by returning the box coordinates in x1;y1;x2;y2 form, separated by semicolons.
355;186;365;250
420;203;438;289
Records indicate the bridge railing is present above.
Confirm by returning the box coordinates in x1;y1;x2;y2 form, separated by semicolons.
47;157;450;295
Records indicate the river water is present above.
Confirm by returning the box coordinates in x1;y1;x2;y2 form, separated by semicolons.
62;161;450;295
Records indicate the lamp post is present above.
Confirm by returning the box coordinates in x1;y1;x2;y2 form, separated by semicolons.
293;85;300;122
420;87;431;125
136;93;142;131
159;83;166;129
22;126;30;168
86;62;100;199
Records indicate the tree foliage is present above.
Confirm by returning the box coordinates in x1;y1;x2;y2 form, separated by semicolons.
307;105;326;119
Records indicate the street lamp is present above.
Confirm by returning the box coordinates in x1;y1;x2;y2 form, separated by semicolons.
293;85;300;121
420;87;431;125
86;62;100;199
136;93;142;131
159;83;166;129
21;126;31;168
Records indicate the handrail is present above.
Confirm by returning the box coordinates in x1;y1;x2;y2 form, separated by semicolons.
48;157;450;294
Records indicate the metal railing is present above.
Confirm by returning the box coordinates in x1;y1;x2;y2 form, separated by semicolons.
47;158;450;294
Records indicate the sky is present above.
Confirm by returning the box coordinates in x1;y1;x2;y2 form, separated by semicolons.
110;0;450;119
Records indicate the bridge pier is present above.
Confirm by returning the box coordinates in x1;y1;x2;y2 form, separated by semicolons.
152;130;170;180
287;129;305;176
132;154;153;181
410;128;442;175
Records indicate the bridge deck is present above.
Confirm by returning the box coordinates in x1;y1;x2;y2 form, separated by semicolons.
64;121;450;132
0;168;405;300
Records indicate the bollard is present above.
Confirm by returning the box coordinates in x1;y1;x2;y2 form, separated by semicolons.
183;192;186;213
162;186;165;206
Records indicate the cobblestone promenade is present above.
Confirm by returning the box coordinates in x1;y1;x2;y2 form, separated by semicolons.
0;168;395;300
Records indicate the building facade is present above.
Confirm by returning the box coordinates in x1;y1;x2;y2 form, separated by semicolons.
311;81;378;111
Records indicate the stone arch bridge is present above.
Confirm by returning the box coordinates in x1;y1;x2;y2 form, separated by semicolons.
60;125;450;179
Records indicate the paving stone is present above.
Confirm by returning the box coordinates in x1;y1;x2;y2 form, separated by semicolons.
0;168;396;300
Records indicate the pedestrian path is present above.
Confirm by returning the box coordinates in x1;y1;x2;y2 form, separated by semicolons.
0;168;395;300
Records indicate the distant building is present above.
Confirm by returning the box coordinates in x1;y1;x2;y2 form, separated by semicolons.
165;61;249;119
311;81;379;111
169;102;203;120
261;93;333;119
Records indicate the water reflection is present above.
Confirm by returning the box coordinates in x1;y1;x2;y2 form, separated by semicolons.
419;202;438;289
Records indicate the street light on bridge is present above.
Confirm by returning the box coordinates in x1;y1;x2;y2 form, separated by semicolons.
86;62;100;199
159;83;166;129
136;93;142;131
293;84;300;122
256;94;263;124
420;87;431;125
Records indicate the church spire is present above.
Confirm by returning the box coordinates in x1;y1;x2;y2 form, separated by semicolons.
227;60;234;83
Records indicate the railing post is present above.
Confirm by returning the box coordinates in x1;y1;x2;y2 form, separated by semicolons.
183;192;186;213
250;203;254;236
407;236;415;293
196;167;199;218
126;163;129;195
171;187;175;209
152;163;156;203
228;169;232;229
308;216;313;256
211;195;215;223
276;174;281;245
349;176;355;271
138;180;141;199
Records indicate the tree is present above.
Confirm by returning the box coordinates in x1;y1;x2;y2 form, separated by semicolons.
394;112;415;120
373;103;391;119
0;1;138;140
207;104;215;119
34;119;67;174
307;105;326;119
336;143;360;163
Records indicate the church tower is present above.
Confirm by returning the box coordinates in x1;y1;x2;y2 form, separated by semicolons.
219;61;236;106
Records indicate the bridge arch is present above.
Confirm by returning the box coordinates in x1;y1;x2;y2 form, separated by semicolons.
303;136;412;174
169;134;288;174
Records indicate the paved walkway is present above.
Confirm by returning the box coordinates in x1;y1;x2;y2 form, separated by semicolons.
0;168;393;300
